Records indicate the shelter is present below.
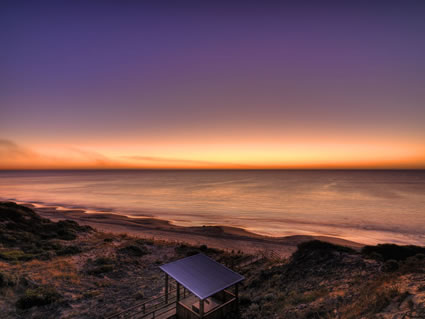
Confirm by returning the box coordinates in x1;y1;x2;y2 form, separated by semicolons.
160;253;244;319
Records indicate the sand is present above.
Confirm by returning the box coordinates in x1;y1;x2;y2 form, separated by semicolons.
21;203;364;258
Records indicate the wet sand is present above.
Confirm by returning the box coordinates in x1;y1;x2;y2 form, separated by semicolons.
22;203;364;257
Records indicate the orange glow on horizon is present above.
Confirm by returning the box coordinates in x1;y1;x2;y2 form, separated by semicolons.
1;138;424;170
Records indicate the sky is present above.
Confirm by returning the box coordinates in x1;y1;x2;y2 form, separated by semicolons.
1;1;425;169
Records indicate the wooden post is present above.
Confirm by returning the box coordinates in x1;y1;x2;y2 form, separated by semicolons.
177;282;180;302
199;299;204;318
165;274;169;304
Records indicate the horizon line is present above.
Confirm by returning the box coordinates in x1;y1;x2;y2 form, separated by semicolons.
1;168;424;171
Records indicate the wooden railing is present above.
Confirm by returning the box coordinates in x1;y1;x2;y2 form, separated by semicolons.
260;248;283;262
135;301;176;319
175;290;236;319
177;300;200;319
204;297;236;319
226;249;284;271
105;284;186;319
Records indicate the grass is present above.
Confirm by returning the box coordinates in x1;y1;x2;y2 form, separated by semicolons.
337;275;407;319
0;249;34;261
283;288;329;306
10;259;81;286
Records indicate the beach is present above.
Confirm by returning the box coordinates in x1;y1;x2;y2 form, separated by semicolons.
24;202;363;257
1;170;424;247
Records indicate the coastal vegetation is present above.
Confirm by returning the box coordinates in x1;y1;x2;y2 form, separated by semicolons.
0;202;424;318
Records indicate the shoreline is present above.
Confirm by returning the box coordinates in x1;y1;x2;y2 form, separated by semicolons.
14;201;364;257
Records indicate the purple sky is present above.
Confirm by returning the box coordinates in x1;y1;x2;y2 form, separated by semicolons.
1;1;425;169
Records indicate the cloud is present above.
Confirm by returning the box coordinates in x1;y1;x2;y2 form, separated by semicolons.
0;139;38;160
0;139;117;169
1;139;248;169
122;155;217;165
121;155;251;168
67;147;113;167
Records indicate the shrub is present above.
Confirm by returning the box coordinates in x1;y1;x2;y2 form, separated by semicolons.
16;286;62;309
416;253;425;260
135;238;152;245
0;202;92;259
362;244;425;261
174;243;218;257
382;259;399;272
0;272;17;287
399;255;425;273
296;240;355;256
56;231;77;241
185;249;200;257
88;265;114;275
119;245;148;257
0;272;6;287
245;303;261;318
135;292;145;300
38;251;55;260
239;295;252;306
56;245;82;256
87;257;115;275
291;240;355;264
174;244;190;255
143;239;154;246
94;257;114;265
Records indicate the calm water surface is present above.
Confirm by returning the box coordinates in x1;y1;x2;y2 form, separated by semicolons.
0;170;424;245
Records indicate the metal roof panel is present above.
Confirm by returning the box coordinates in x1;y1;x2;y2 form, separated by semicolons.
160;253;244;300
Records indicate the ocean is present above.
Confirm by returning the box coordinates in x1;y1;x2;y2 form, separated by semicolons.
0;170;424;245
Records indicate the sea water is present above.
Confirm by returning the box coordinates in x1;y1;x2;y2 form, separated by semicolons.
0;170;424;245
